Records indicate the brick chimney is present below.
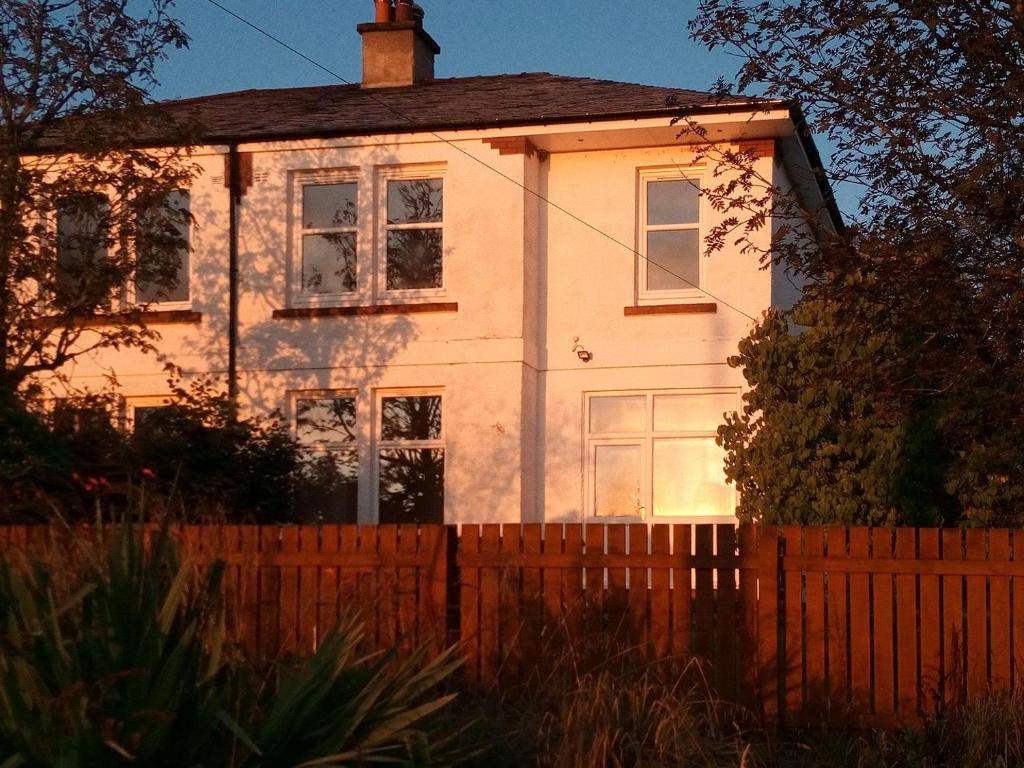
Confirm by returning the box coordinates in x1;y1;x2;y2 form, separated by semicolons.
358;1;440;88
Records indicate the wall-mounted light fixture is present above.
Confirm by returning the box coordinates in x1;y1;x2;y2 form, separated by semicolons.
572;336;593;363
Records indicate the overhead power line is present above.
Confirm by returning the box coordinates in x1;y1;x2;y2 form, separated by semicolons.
202;0;758;322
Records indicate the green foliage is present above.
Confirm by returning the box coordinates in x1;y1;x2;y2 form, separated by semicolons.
127;373;304;522
719;302;905;526
0;370;349;523
0;526;232;765
691;0;1024;526
0;525;462;767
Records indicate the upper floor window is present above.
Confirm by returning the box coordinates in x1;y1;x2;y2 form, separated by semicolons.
55;190;191;310
289;166;445;307
585;390;736;521
639;170;702;301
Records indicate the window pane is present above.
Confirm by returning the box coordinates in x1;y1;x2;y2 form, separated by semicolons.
302;233;356;293
295;450;358;524
654;393;736;432
594;444;642;517
303;183;357;229
589;395;644;433
387;179;442;224
296;397;356;444
646;230;699;291
56;196;110;306
381;396;441;441
652;438;732;517
647;179;700;225
386;229;442;290
137;190;190;303
378;448;444;523
132;405;168;429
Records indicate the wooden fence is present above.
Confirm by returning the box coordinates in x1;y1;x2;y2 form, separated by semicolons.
3;522;1024;729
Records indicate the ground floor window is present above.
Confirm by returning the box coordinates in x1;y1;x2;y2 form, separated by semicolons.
291;388;444;524
585;390;737;520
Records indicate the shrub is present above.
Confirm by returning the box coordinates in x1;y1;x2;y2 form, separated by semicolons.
0;372;349;523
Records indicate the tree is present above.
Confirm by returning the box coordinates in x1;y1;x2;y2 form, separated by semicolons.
689;0;1024;525
0;0;196;397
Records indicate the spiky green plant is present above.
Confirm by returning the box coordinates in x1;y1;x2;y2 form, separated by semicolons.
0;525;463;767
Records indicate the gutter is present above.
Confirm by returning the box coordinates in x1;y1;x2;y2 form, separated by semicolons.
787;103;845;233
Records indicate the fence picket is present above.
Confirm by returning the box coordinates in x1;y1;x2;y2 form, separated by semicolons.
672;525;692;659
941;528;965;708
279;526;300;656
607;525;628;646
562;524;584;649
848;528;871;721
694;525;715;664
804;526;826;722
825;527;848;721
965;529;988;698
989;530;1011;691
1014;530;1024;691
918;529;941;714
628;525;649;652
782;526;804;722
717;524;738;701
871;528;895;720
894;528;918;718
650;526;671;660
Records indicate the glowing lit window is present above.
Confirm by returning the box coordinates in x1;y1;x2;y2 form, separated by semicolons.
585;391;736;520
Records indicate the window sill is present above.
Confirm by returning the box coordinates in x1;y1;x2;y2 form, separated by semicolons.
30;310;202;329
624;303;717;316
273;302;458;319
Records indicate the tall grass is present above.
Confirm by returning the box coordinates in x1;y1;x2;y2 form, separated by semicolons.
841;690;1024;768
450;617;769;767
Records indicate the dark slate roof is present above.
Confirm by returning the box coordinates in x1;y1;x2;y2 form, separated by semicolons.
124;72;776;145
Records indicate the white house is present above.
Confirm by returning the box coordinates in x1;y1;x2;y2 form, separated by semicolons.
46;1;838;526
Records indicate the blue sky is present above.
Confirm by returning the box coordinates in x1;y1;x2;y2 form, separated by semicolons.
154;1;848;215
154;1;740;99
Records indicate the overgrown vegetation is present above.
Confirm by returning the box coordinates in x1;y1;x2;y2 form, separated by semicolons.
0;523;462;766
0;369;349;522
689;0;1024;526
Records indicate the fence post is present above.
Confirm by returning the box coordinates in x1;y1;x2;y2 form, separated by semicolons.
757;526;782;726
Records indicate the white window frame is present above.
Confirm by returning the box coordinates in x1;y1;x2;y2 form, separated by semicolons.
637;167;706;304
289;169;364;308
583;389;738;524
125;394;174;430
375;165;446;302
372;387;445;522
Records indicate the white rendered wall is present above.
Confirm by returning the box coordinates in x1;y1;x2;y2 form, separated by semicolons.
44;123;804;526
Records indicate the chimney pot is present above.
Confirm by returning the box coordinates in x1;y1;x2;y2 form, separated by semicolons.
395;0;414;23
374;0;393;23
